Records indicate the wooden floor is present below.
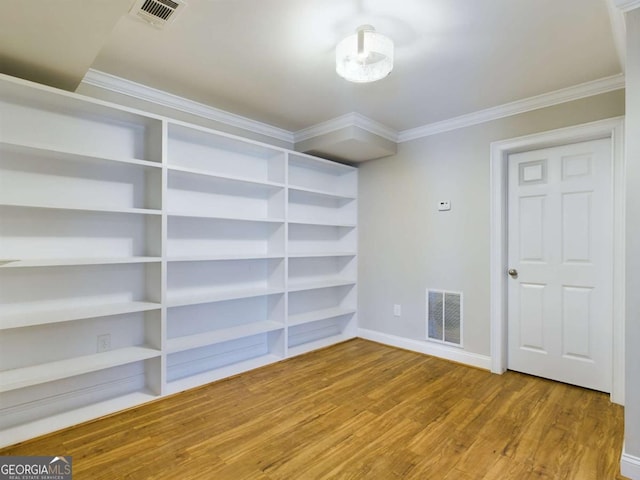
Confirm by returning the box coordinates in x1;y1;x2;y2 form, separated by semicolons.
1;339;627;479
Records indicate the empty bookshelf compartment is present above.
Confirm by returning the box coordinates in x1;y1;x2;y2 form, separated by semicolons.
288;154;356;197
167;170;285;221
167;124;285;184
166;331;284;393
288;284;356;326
0;263;162;326
287;316;355;356
167;294;285;353
0;207;161;263
0;142;162;212
0;358;161;445
288;255;356;291
0;81;162;162
0;310;161;379
288;223;356;256
288;189;356;226
166;258;284;307
167;216;284;260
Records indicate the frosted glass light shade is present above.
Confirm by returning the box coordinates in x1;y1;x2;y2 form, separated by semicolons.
336;25;394;83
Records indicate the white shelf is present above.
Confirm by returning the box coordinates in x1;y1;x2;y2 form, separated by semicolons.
0;141;162;169
288;219;357;228
168;165;284;189
288;307;356;327
167;287;285;308
168;211;284;223
288;188;356;227
0;390;159;449
167;254;284;262
167;321;284;353
0;301;161;330
287;333;355;358
167;122;285;186
288;153;357;199
287;252;356;258
0;77;163;163
288;279;356;293
0;200;161;216
289;153;355;174
288;185;356;200
166;353;282;395
0;346;161;393
0;257;161;268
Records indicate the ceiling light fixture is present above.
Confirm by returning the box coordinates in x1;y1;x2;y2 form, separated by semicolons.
336;25;394;83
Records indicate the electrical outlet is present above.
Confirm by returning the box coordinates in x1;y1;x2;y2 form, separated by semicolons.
97;334;111;353
393;304;401;317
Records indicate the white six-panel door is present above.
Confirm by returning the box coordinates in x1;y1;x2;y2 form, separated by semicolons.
507;138;613;392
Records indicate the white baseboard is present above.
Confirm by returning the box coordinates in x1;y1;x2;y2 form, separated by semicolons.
357;328;492;370
621;447;640;479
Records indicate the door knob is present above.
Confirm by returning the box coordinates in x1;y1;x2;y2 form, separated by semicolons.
508;268;518;278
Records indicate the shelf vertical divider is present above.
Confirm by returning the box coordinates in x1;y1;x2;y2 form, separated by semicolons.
158;119;170;396
283;152;291;357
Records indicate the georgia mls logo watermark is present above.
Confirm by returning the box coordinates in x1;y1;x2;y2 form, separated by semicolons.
0;456;72;480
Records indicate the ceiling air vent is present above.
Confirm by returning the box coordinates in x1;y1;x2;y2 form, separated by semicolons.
130;0;186;28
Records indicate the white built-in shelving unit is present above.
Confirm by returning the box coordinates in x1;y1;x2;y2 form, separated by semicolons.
0;73;357;447
286;154;358;356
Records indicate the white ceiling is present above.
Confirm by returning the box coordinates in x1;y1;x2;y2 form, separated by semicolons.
1;0;623;133
0;0;132;91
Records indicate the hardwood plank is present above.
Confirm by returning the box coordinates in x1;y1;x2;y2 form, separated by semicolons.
0;339;628;479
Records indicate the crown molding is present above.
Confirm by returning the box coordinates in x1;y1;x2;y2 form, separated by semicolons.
294;112;398;144
615;0;640;11
81;69;625;152
81;69;294;144
397;74;626;142
607;0;627;71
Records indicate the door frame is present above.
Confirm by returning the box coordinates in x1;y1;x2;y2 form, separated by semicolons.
489;117;625;404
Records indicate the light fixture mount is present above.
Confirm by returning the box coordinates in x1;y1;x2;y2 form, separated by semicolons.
336;25;394;83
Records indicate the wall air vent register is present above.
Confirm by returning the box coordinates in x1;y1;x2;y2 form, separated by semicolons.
427;289;463;346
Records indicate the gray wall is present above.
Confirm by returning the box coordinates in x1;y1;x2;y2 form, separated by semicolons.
625;7;640;463
358;90;625;357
